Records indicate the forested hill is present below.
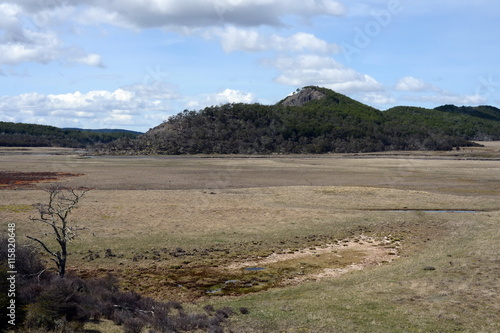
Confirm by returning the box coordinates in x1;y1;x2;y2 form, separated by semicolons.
0;122;141;148
104;86;500;154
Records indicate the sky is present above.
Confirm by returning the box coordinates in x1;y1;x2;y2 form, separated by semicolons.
0;0;499;132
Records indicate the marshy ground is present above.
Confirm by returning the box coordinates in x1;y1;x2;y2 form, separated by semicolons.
1;143;499;332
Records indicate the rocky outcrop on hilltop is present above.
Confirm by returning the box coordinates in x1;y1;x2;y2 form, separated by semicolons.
279;87;326;107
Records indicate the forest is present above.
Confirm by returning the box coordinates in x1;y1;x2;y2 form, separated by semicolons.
105;87;500;154
0;122;141;148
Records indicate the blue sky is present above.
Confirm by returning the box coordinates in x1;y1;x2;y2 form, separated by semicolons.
0;0;499;132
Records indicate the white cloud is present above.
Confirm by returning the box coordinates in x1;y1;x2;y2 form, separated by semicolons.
0;3;22;30
0;29;61;65
0;83;258;130
187;89;256;108
70;0;345;29
73;53;104;67
395;76;435;92
0;83;179;129
73;7;133;29
1;0;345;67
361;92;396;105
402;93;487;106
210;88;256;104
270;55;383;94
395;76;488;106
217;27;266;52
216;26;340;54
0;5;104;67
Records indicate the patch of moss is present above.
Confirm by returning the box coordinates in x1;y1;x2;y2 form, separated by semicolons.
0;204;32;213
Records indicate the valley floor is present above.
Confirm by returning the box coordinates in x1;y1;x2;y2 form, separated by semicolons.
1;144;499;332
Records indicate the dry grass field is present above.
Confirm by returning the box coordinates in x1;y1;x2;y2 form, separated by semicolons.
1;144;499;332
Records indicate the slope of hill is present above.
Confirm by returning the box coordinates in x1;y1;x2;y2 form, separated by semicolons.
105;86;499;154
0;122;141;148
383;106;500;143
434;104;500;122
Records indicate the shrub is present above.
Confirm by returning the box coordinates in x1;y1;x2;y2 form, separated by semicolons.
2;238;238;332
24;277;90;330
123;317;146;333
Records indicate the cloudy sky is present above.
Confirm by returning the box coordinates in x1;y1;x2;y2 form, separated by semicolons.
0;0;499;132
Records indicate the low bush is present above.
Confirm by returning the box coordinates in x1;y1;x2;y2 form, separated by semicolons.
1;238;241;332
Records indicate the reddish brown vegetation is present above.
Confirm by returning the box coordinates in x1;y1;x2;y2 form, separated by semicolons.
0;171;82;189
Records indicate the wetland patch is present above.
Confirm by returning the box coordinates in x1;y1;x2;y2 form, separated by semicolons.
372;209;481;213
109;235;401;301
0;171;83;189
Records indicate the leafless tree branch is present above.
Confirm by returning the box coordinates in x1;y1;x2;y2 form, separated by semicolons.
27;185;90;278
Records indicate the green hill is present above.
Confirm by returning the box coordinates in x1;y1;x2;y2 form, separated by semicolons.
105;86;499;154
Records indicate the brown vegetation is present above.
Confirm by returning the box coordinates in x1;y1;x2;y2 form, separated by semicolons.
0;171;82;189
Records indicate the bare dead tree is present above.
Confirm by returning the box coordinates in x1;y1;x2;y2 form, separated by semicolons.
27;185;90;278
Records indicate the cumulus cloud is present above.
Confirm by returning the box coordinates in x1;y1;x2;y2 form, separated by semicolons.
0;3;22;30
68;0;345;29
0;82;179;129
186;89;256;109
208;88;256;104
270;55;383;94
73;53;104;67
0;29;61;65
401;93;487;106
395;76;487;106
0;81;257;130
215;26;340;54
361;92;396;105
0;3;104;67
1;0;345;67
395;76;435;92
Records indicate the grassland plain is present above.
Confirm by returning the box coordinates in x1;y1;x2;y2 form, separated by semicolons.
0;144;499;332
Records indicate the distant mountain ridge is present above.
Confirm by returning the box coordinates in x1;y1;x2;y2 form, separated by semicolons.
434;105;500;121
104;86;500;155
63;128;143;135
0;122;141;148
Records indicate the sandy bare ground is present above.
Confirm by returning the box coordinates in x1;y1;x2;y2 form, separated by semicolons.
227;235;401;284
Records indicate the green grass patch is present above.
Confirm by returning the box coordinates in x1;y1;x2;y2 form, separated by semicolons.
0;204;32;213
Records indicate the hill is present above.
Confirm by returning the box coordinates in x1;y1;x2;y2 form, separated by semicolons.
0;122;141;148
104;86;500;154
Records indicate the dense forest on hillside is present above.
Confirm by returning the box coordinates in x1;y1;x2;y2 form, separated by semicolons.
0;122;141;148
104;87;500;154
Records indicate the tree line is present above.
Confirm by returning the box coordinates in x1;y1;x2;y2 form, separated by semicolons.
0;122;141;148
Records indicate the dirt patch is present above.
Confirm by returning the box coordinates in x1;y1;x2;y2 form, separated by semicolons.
0;171;83;189
227;235;401;286
69;236;401;302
